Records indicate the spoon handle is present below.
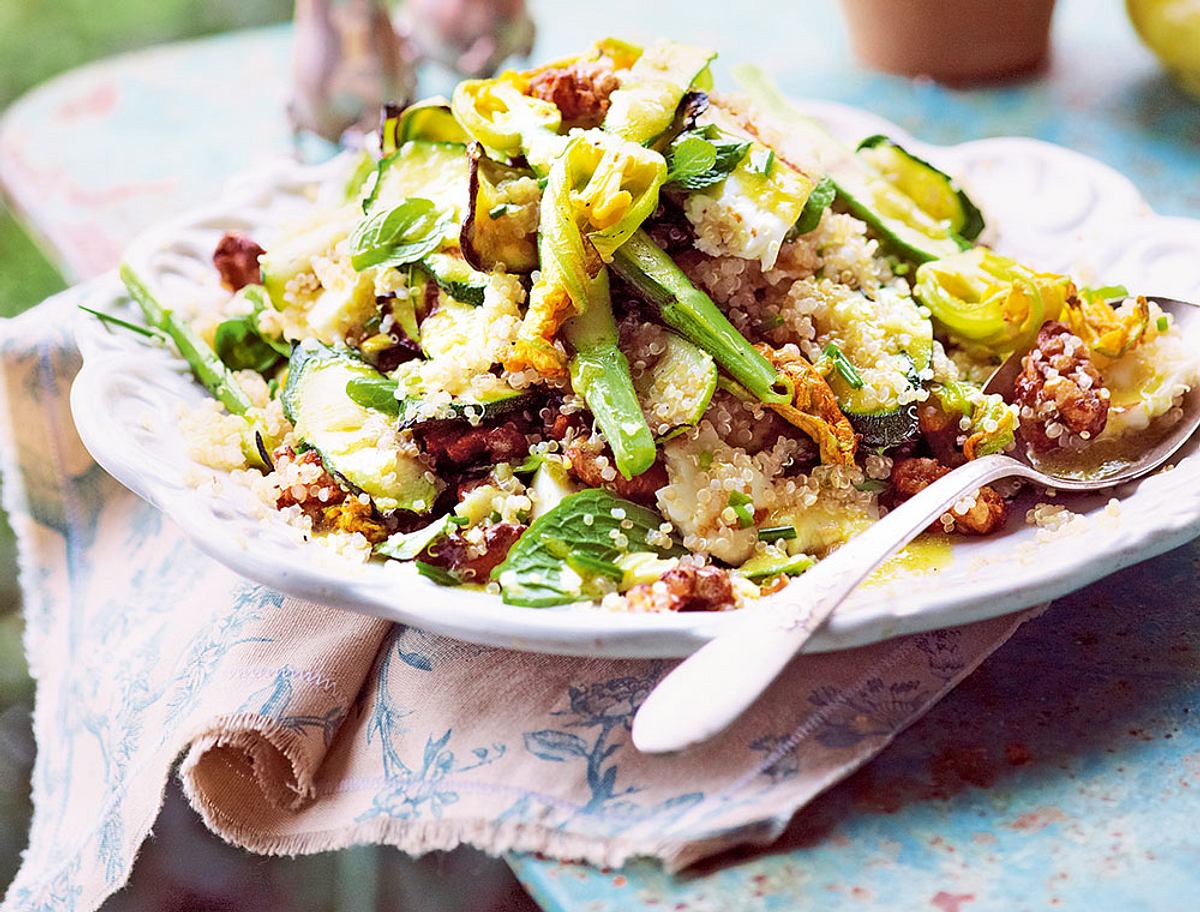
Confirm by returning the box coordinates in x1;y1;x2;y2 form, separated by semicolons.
632;454;1026;755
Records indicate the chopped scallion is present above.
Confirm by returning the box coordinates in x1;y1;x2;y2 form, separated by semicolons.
727;490;756;529
79;304;167;342
1157;315;1169;332
757;524;797;541
822;342;864;389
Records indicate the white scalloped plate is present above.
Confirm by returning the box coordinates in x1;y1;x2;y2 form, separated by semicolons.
70;100;1200;658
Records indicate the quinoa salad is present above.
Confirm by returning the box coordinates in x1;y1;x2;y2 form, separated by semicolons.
108;37;1199;613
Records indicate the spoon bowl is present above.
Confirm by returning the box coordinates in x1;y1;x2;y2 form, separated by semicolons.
979;295;1200;490
631;295;1200;755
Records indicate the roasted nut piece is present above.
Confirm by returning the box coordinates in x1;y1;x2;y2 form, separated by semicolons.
890;457;1008;536
421;522;526;583
1014;321;1109;452
526;60;620;129
565;436;669;506
625;562;735;612
272;447;348;525
415;419;530;470
213;232;266;291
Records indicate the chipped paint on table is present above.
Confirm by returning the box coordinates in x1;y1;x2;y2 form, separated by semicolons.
1;0;1198;909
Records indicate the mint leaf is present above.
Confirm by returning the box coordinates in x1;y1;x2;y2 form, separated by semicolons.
493;489;685;607
666;135;718;185
794;176;836;235
351;198;449;271
666;127;751;191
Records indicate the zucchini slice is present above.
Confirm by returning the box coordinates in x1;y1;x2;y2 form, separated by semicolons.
719;75;969;263
381;97;470;153
737;547;814;582
282;343;439;513
344;374;534;428
857;135;984;242
460;143;540;274
819;288;934;449
633;331;717;439
362;141;470;222
420;251;490;307
602;40;716;144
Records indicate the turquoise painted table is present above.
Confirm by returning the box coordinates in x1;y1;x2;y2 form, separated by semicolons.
2;1;1199;909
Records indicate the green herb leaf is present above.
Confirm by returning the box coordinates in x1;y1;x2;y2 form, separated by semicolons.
488;203;513;219
346;376;401;417
757;524;797;541
416;560;461;586
793;175;836;236
214;316;286;374
665;127;751;191
665;134;718;185
727;490;756;529
512;453;547;474
350;198;449;271
494;489;685;607
564;552;626;582
377;515;454;561
822;342;864;390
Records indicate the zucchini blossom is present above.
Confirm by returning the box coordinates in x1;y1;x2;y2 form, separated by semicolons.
1063;290;1151;360
451;74;564;173
757;343;858;466
509;131;666;376
914;248;1072;355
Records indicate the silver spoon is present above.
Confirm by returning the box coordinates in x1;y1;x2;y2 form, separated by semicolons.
632;296;1200;755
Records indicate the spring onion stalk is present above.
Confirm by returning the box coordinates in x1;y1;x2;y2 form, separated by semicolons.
564;270;657;479
611;230;791;405
119;263;256;415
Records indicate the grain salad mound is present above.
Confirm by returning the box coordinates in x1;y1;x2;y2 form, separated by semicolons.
119;35;1197;613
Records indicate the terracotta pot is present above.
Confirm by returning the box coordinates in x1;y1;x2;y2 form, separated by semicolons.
839;0;1057;83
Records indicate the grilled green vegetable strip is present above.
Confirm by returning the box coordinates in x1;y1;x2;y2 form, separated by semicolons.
119;264;255;415
601;40;716;144
611;230;791;405
564;270;657;480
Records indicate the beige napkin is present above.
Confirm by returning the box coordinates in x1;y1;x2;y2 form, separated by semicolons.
0;288;1041;912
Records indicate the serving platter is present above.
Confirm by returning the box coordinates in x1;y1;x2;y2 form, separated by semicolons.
69;99;1200;658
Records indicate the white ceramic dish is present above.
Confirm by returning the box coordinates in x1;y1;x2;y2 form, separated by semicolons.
70;100;1200;658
